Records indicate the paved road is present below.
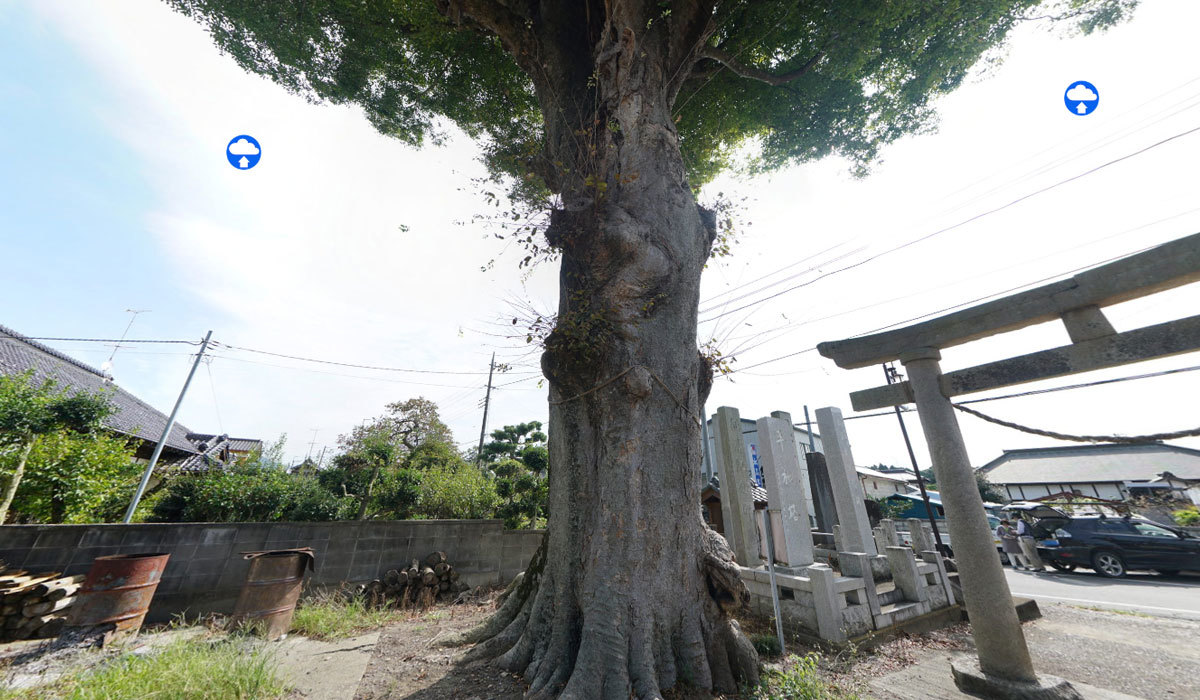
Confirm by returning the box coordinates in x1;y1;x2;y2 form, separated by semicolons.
1003;566;1200;620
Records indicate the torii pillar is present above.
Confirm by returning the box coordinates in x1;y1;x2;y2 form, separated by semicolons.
902;348;1036;684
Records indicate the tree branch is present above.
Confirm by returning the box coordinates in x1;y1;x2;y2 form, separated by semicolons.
434;0;536;60
699;45;823;86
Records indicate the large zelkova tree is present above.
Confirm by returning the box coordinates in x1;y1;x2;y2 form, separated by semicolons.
167;1;1134;695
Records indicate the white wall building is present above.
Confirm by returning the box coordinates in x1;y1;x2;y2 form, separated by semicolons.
978;443;1200;504
856;465;916;499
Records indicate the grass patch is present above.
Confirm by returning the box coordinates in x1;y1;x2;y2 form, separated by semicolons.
750;632;782;658
1070;604;1153;618
0;636;285;700
751;653;858;700
289;593;407;640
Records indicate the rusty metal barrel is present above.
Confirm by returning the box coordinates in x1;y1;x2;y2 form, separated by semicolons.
65;552;170;640
229;548;315;640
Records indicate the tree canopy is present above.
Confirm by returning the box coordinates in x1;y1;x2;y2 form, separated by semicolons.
167;0;1134;200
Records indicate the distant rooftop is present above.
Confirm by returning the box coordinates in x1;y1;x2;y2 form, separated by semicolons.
0;324;198;454
979;443;1200;485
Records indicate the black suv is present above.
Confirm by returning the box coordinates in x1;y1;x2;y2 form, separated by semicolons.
1031;514;1200;578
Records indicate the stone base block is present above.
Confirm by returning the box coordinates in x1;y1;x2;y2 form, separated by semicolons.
951;657;1082;700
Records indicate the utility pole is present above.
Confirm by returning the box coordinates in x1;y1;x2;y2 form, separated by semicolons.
306;428;320;460
123;330;212;523
883;363;946;555
475;353;496;468
803;405;816;453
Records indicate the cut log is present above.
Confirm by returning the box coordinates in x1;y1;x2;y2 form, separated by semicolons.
433;562;450;576
383;569;401;586
421;567;436;586
24;597;74;617
30;574;85;597
438;580;450;591
449;569;460;582
47;584;81;602
396;570;409;587
425;551;447;567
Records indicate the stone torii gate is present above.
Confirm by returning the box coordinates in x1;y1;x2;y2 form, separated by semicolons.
817;232;1200;698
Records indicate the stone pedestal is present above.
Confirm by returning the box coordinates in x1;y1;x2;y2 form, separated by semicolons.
757;415;815;569
951;657;1082;699
814;407;877;557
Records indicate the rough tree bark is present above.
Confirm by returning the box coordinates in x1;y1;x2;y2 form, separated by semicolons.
438;2;758;698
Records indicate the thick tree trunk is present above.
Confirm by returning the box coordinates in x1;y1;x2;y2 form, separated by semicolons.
0;436;35;523
445;5;758;698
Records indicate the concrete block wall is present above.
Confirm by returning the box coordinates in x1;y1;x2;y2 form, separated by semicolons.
0;520;543;622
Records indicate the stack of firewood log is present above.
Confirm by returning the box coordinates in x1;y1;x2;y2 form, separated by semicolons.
362;551;470;609
0;567;85;641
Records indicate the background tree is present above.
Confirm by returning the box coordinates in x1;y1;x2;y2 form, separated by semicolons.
327;397;454;519
921;467;1009;504
168;0;1135;694
483;422;549;528
0;372;118;522
9;430;138;524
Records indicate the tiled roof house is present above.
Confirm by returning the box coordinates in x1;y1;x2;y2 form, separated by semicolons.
0;324;260;471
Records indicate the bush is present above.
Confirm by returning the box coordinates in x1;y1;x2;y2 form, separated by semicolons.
151;463;351;523
415;463;498;520
1174;508;1200;527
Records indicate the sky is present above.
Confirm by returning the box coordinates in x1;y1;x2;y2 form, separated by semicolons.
1;1;1198;471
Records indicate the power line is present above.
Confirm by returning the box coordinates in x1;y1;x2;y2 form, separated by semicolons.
718;233;1185;376
716;205;1200;357
699;241;857;306
699;123;1200;324
206;352;498;389
956;363;1200;406
22;336;200;344
213;342;532;376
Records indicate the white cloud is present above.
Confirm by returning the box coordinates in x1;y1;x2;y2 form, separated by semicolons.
227;137;260;155
1065;83;1098;102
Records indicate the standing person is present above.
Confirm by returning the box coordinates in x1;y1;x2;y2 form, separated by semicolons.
1015;516;1046;572
997;518;1028;570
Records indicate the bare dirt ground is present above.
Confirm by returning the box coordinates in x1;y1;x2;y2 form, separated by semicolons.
351;596;966;700
353;601;527;700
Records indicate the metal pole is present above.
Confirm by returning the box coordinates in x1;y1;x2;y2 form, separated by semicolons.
803;405;816;453
700;404;714;483
475;352;495;468
884;364;946;555
123;330;212;523
763;509;786;655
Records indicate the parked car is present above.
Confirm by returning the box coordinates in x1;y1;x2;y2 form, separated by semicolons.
1004;503;1200;578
